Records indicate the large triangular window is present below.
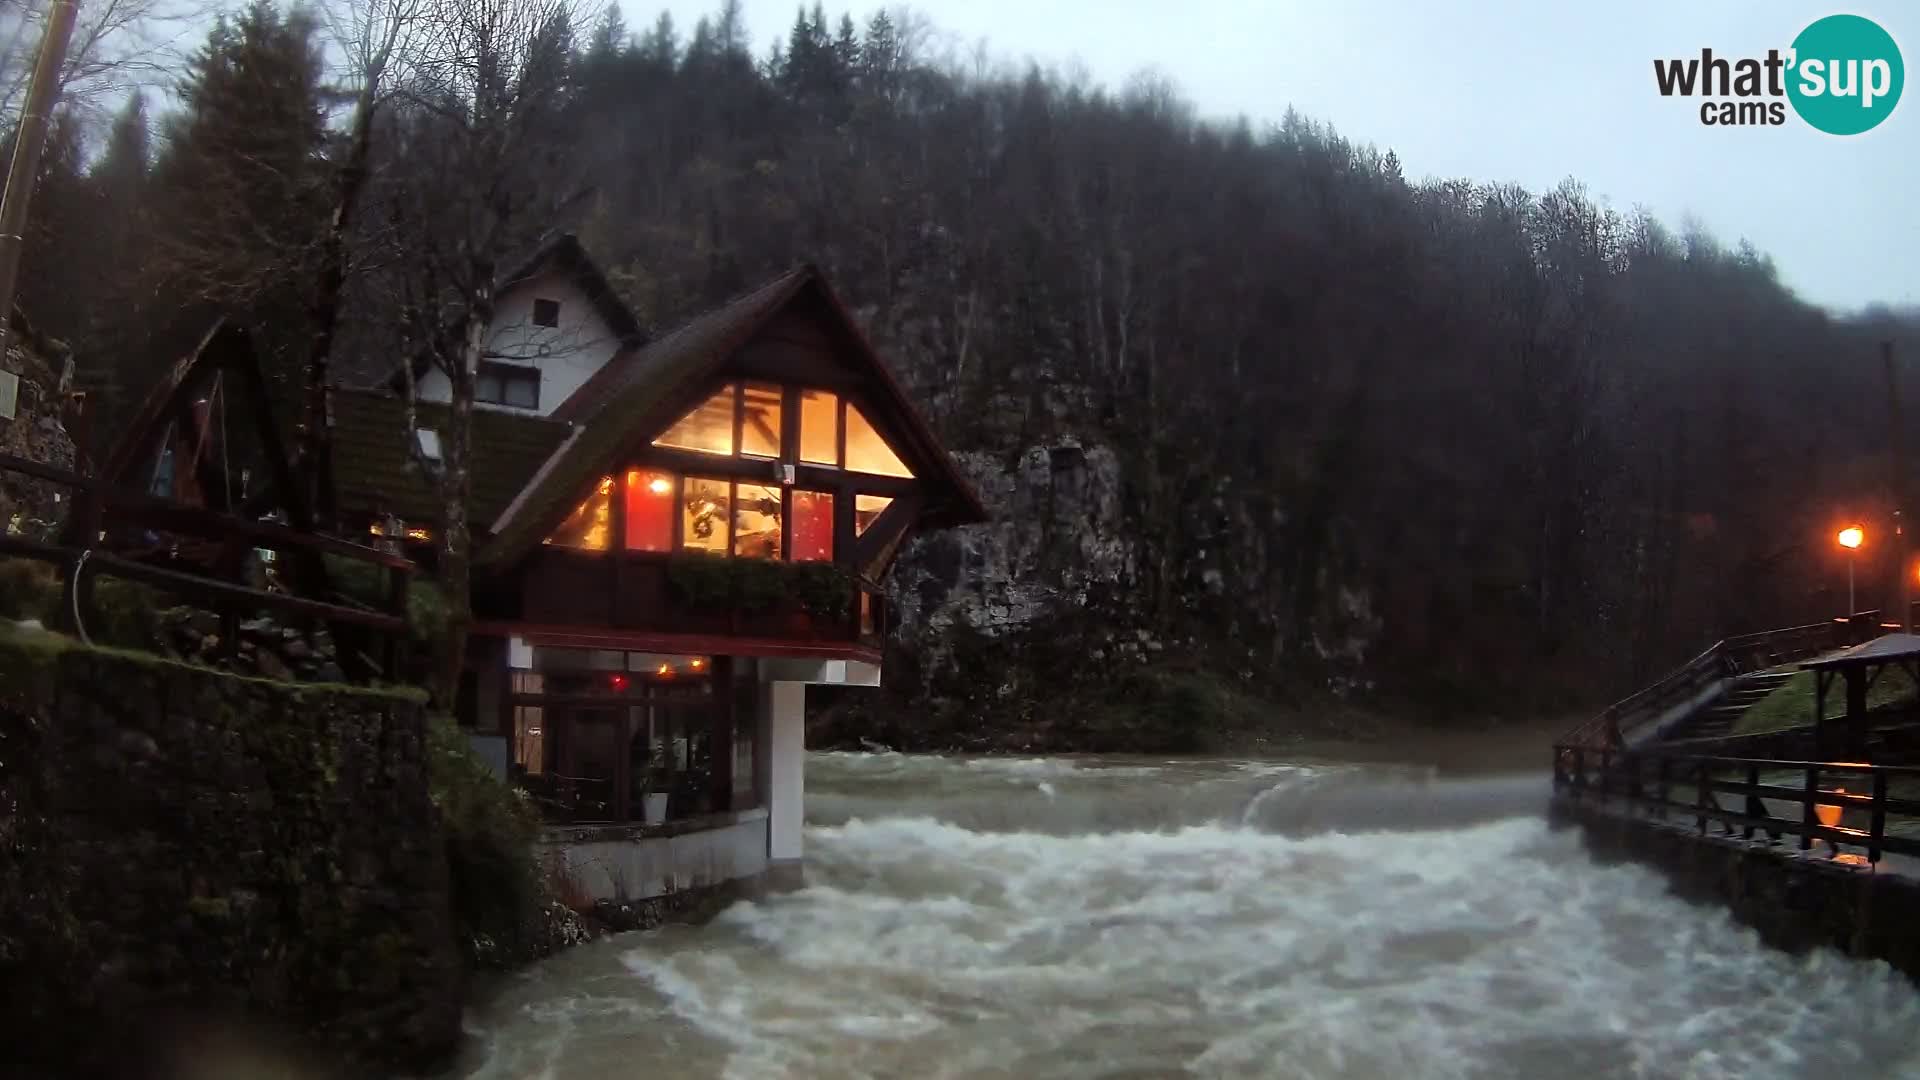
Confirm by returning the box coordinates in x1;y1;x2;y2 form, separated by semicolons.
845;405;913;478
653;384;737;455
545;476;613;551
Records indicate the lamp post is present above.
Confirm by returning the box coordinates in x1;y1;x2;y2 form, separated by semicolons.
1838;526;1865;614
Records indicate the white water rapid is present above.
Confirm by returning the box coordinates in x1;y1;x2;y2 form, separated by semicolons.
456;753;1920;1079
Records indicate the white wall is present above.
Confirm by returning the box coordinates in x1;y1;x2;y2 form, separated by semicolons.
539;810;771;902
766;681;808;862
415;268;624;418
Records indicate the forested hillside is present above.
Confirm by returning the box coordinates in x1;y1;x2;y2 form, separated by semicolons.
14;0;1920;737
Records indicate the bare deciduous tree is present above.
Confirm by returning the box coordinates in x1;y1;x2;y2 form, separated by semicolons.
0;0;210;130
371;0;597;702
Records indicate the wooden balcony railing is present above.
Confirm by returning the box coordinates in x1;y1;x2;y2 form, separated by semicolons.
0;450;415;681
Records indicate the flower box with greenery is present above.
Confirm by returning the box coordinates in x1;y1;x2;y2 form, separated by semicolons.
664;553;857;638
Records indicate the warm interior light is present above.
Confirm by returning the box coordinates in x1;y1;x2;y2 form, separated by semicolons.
1816;787;1845;830
690;657;705;670
656;663;673;677
597;476;615;495
1838;526;1865;549
405;527;431;541
648;476;672;495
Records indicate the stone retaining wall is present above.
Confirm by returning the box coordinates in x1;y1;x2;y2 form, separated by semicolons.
0;626;463;1077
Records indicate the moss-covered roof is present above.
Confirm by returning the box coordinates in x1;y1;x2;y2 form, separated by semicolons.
331;387;572;528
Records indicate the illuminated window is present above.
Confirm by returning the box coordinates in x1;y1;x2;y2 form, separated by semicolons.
545;476;613;550
625;468;674;552
735;484;783;559
792;491;834;561
655;384;737;455
512;672;545;775
855;494;892;536
846;405;912;477
741;383;783;458
860;592;876;636
799;390;838;465
681;477;731;553
514;705;545;773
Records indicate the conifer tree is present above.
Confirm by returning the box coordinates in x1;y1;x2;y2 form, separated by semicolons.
148;0;330;370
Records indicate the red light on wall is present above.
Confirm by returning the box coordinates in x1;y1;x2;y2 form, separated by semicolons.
608;673;629;691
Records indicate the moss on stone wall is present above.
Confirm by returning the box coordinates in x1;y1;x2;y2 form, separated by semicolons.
0;625;462;1077
429;717;568;969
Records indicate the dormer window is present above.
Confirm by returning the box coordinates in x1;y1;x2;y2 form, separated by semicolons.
532;298;561;328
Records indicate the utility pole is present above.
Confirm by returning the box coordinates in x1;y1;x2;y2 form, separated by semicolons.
1886;339;1912;633
0;0;81;384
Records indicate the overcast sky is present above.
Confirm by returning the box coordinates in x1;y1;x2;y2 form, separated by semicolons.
636;0;1916;314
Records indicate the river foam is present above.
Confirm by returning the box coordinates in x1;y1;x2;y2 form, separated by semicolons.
459;755;1920;1080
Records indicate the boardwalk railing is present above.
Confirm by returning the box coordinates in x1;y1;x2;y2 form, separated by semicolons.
1560;613;1905;750
1555;747;1920;865
0;450;415;681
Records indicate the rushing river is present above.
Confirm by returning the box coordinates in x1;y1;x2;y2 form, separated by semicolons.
457;753;1920;1079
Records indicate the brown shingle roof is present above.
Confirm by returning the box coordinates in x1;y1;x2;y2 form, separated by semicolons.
331;387;572;528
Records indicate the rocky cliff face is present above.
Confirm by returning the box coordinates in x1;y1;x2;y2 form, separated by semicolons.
826;424;1387;753
0;323;77;536
892;440;1134;662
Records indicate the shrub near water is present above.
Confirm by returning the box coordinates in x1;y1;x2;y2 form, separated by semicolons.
427;718;552;967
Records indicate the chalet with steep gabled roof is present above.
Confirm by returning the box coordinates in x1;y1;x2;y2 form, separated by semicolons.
332;238;985;898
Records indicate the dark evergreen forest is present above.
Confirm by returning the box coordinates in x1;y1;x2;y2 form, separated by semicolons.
15;0;1920;721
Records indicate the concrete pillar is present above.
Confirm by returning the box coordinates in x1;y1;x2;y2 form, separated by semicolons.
766;680;807;862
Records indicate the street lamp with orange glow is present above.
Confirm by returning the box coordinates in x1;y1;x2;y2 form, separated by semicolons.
1838;526;1865;613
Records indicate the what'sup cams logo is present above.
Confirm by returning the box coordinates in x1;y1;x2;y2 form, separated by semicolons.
1655;13;1903;134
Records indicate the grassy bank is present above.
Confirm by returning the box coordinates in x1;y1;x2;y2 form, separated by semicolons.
1735;667;1918;736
